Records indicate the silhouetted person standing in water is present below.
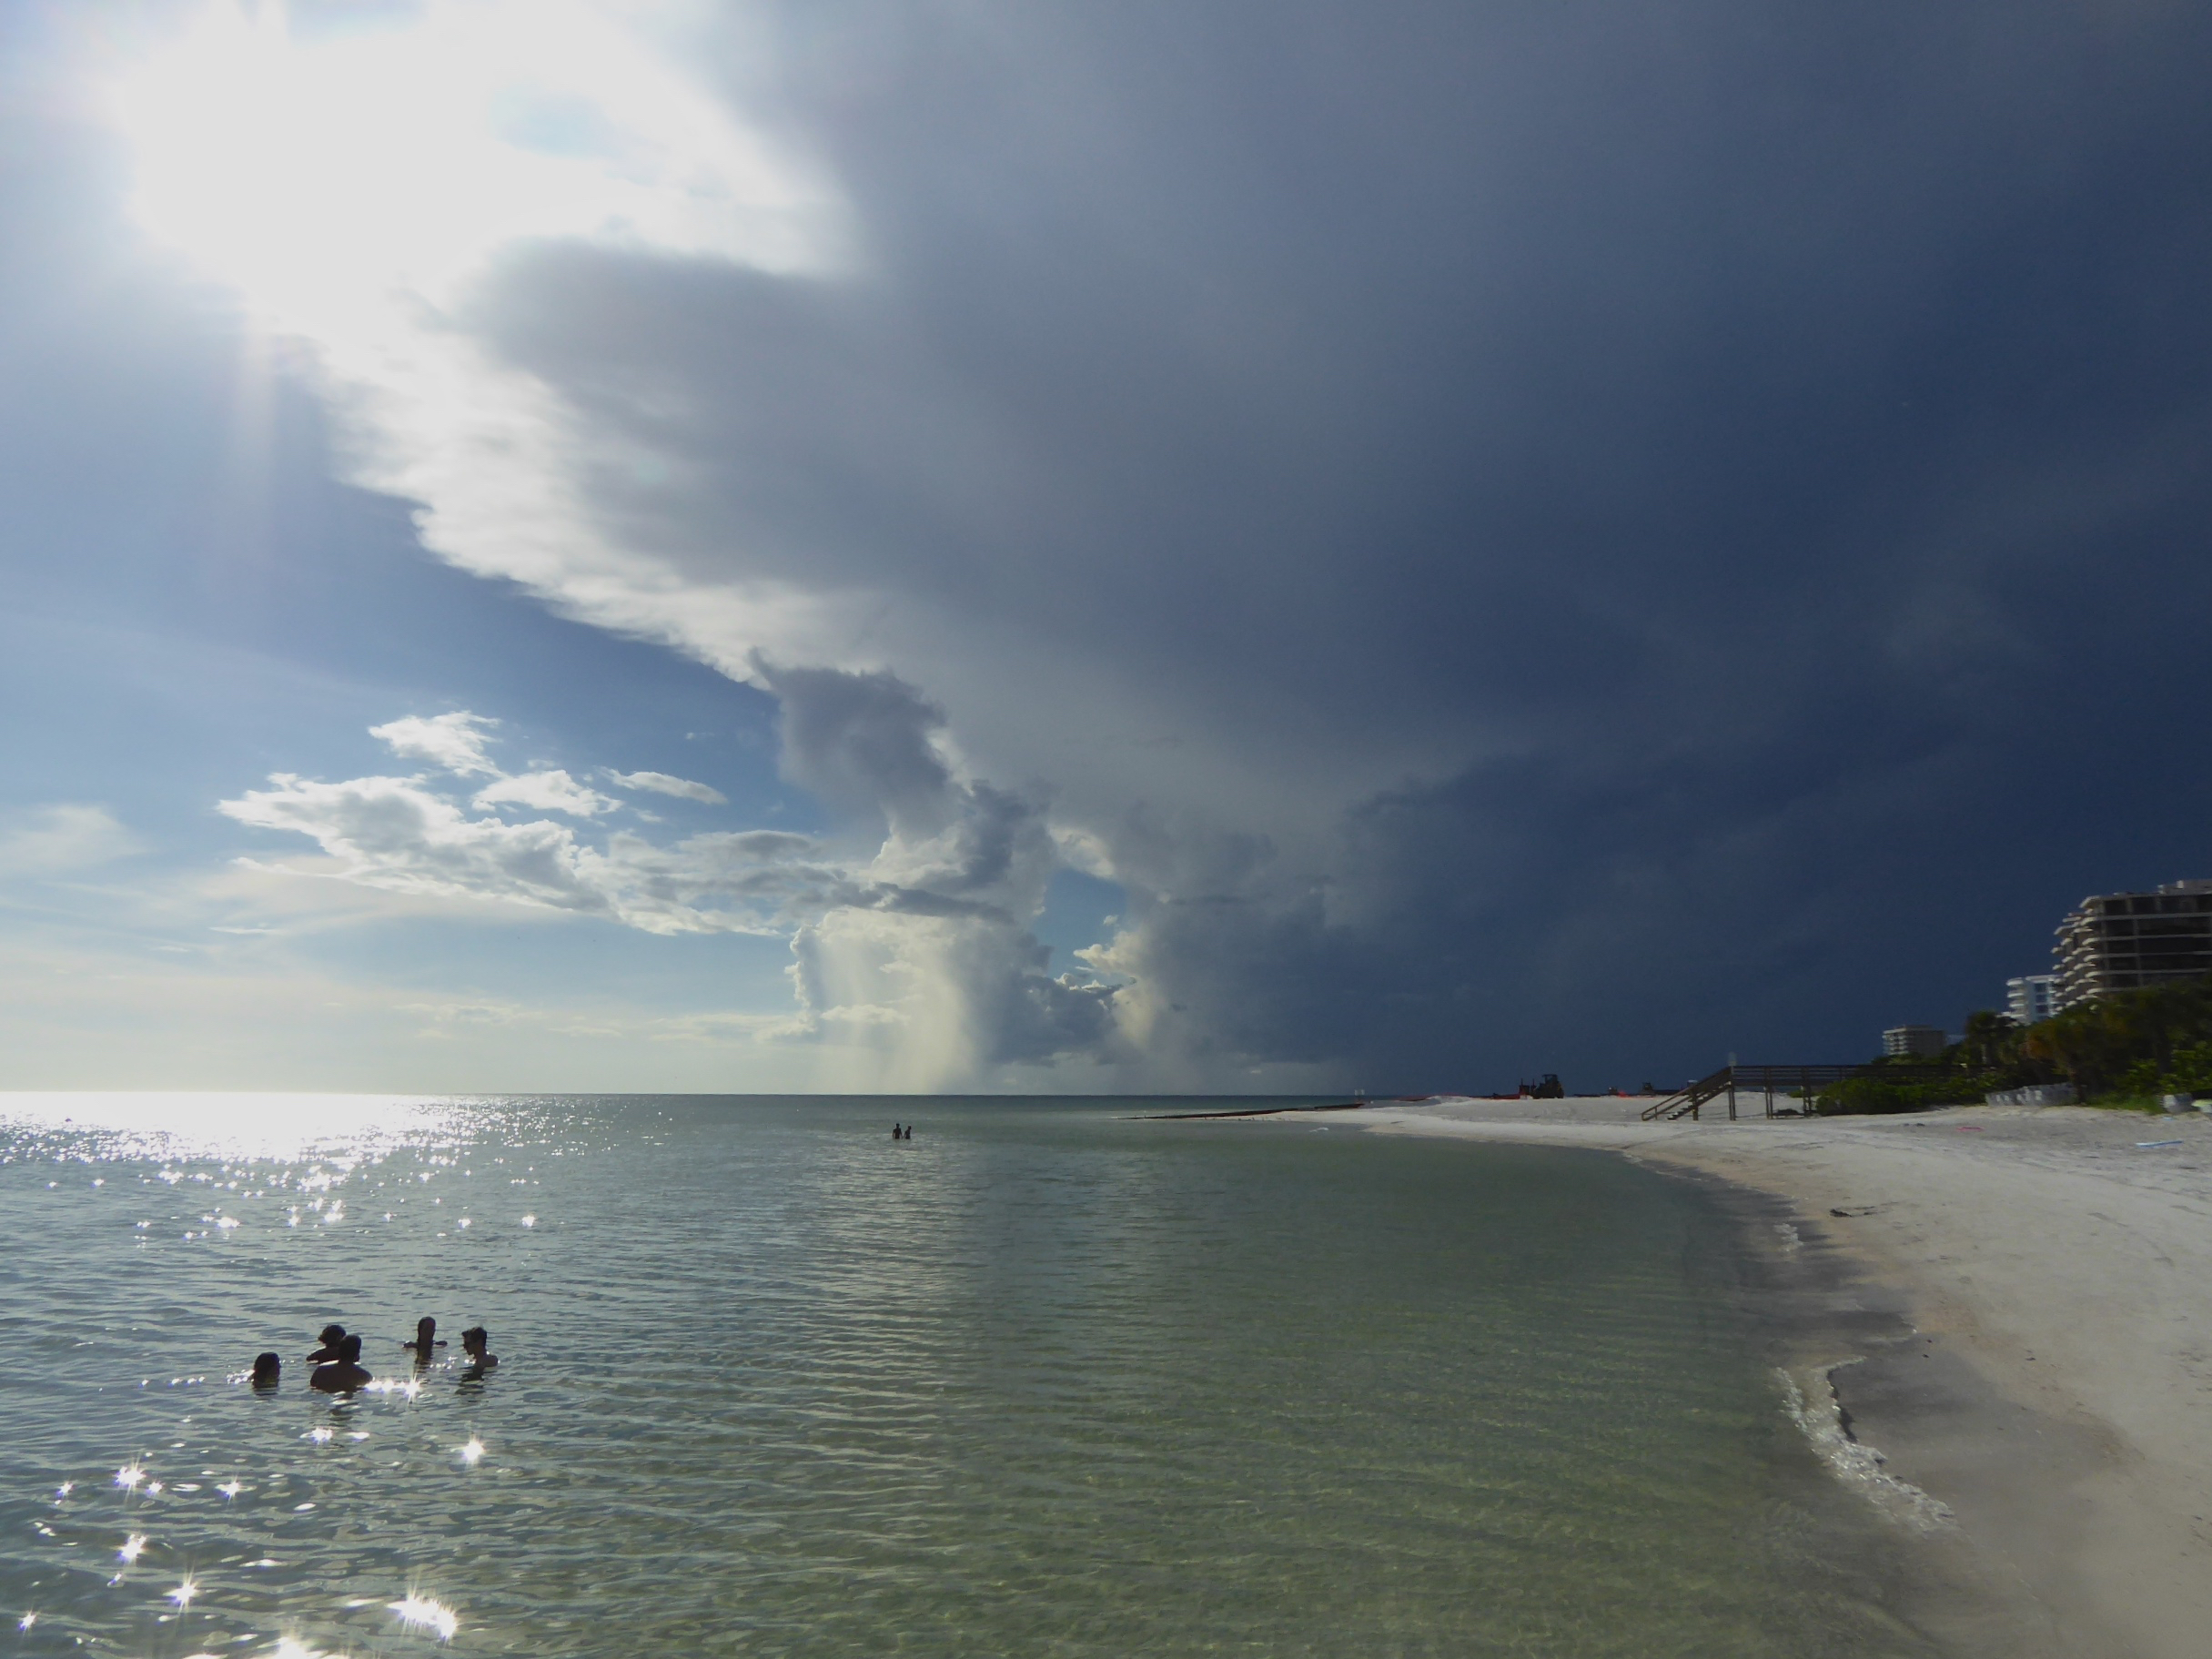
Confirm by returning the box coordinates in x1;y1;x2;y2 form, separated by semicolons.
460;1327;497;1373
310;1335;370;1393
402;1316;446;1367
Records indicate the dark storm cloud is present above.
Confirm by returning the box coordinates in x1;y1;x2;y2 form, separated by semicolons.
414;1;2212;1080
759;662;954;832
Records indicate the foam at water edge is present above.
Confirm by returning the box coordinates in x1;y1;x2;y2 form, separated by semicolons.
1777;1361;1956;1534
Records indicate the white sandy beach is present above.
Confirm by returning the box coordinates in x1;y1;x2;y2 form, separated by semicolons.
1339;1097;2212;1658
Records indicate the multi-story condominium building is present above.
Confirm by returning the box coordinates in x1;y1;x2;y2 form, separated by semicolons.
2052;879;2212;1010
2005;973;2057;1026
1883;1024;1946;1057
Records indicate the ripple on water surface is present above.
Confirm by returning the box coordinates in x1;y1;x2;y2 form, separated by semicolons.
0;1095;1931;1655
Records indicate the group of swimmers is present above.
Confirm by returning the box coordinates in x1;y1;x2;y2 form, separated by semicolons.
891;1122;915;1140
247;1315;499;1394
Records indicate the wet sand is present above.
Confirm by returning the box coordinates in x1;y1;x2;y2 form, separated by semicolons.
1339;1097;2212;1659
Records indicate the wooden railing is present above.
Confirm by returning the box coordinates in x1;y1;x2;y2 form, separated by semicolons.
1641;1063;1961;1122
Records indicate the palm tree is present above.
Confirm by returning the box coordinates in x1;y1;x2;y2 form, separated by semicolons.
1960;1009;2021;1071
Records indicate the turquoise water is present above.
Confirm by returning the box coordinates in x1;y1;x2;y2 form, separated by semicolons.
0;1096;1932;1656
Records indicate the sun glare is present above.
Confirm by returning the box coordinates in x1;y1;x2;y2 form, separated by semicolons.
389;1594;460;1641
110;0;838;339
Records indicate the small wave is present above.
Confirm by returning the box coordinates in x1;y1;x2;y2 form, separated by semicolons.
1776;1361;1954;1534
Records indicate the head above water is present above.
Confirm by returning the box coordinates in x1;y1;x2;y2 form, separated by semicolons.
415;1316;437;1341
251;1351;281;1385
318;1324;345;1346
340;1334;363;1362
460;1326;490;1356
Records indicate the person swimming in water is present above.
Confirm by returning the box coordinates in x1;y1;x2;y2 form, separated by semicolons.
250;1351;281;1390
401;1316;447;1366
459;1326;498;1372
309;1334;371;1394
306;1323;347;1363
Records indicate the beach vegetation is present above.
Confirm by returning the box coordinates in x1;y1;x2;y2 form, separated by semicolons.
1814;978;2212;1111
1813;1067;1986;1115
1813;1012;2025;1113
2022;975;2212;1100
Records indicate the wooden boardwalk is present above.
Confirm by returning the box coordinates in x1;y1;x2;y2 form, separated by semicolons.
1641;1063;1959;1121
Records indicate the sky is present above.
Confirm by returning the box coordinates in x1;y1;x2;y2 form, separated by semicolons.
2;0;2207;1095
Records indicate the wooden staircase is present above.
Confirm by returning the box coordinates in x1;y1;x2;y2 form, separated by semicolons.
1641;1063;1962;1122
1643;1067;1734;1121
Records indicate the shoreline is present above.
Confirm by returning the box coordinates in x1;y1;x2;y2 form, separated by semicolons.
1333;1098;2212;1658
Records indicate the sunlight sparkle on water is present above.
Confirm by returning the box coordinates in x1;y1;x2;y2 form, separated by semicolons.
457;1437;485;1466
389;1594;458;1641
217;1482;243;1499
0;1092;467;1163
15;1613;34;1632
115;1463;143;1492
118;1534;147;1563
167;1576;198;1608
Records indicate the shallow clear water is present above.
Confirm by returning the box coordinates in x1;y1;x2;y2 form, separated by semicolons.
0;1096;1932;1656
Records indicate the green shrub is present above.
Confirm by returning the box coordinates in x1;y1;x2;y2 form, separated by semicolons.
1814;1071;1993;1116
2025;975;2212;1099
1801;981;2212;1113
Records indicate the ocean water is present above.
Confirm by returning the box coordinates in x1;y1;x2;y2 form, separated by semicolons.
0;1095;1936;1657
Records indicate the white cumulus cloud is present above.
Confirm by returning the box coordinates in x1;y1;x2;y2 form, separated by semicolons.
219;693;1123;1087
369;713;500;777
217;771;835;936
474;770;619;817
607;770;726;805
